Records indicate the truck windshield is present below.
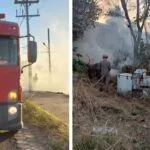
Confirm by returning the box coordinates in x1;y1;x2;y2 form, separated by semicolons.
0;37;18;66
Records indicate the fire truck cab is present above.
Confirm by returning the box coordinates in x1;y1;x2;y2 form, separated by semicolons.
0;14;37;131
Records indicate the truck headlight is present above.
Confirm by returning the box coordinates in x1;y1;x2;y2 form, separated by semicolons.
8;106;17;115
8;91;17;101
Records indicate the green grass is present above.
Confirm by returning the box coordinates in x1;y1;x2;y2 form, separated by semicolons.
23;100;68;150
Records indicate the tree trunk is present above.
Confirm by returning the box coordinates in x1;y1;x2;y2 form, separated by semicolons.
134;44;138;67
144;23;148;44
133;29;142;67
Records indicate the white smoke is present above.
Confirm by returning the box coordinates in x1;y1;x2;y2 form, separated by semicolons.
74;16;134;69
20;39;69;95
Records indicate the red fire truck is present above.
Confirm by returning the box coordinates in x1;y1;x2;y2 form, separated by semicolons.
0;14;37;130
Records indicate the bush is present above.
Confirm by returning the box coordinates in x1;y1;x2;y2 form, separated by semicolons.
73;47;87;73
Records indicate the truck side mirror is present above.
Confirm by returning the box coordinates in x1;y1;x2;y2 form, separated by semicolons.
28;41;37;63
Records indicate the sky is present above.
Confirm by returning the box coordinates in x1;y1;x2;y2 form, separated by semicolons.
0;0;69;94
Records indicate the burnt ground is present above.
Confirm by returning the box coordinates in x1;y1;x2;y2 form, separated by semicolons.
73;78;150;150
0;91;69;150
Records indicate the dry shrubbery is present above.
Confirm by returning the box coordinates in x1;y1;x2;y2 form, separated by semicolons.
73;77;150;150
74;77;118;120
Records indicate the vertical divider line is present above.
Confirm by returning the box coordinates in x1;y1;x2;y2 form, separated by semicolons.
69;0;73;149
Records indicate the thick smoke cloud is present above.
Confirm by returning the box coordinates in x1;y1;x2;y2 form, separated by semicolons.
20;20;69;94
74;16;134;69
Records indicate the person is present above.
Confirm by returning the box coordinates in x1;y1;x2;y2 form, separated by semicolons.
33;73;38;82
32;73;38;90
99;54;111;92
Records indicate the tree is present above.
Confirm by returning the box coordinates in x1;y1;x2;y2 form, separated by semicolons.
139;38;150;67
106;5;122;17
120;0;150;67
73;0;101;40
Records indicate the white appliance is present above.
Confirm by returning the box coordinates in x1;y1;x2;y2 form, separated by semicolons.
117;73;132;94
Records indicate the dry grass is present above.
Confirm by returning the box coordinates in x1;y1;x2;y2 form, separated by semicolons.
73;77;150;150
74;134;136;150
73;78;125;124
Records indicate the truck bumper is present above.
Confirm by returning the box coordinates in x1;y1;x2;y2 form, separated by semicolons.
0;102;23;130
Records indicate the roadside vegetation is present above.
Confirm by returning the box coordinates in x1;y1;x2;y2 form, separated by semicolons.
23;100;68;150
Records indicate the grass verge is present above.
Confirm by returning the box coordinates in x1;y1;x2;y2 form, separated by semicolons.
23;100;68;150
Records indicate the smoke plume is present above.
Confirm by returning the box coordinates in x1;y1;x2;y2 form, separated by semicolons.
74;16;134;69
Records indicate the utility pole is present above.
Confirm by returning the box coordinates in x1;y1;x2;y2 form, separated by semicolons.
14;0;40;92
48;28;51;73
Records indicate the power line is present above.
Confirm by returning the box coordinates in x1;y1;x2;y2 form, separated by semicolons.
17;4;25;26
19;16;25;27
48;28;51;73
17;7;21;23
15;0;40;92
